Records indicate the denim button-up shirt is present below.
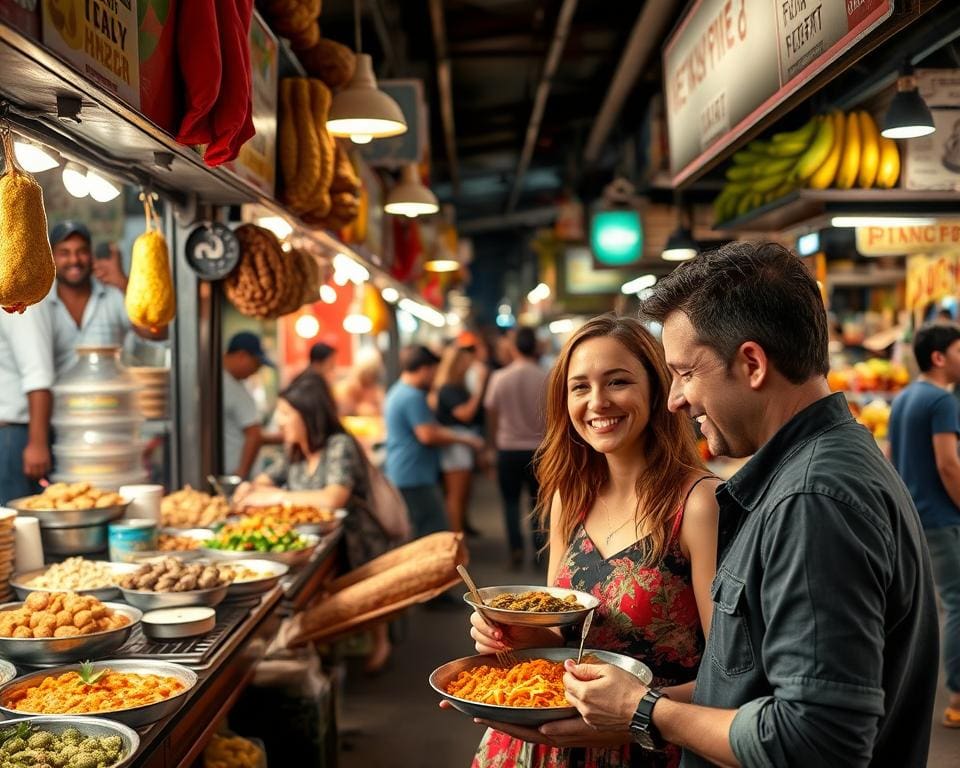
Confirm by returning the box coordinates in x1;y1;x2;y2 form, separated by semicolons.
682;393;939;767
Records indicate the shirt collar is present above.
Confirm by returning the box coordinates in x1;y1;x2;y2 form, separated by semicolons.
47;277;107;304
723;392;854;511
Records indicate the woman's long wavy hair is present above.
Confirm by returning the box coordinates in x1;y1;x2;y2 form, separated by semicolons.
535;314;704;566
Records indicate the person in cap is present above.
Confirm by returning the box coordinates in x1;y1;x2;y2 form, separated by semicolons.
384;345;485;538
223;332;273;479
46;220;164;375
309;342;337;385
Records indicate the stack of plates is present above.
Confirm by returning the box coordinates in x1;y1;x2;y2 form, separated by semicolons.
127;367;170;420
0;510;17;602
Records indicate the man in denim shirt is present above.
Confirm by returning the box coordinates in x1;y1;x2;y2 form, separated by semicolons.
556;243;938;767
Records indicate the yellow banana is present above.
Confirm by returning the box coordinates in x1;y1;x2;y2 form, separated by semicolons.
747;140;772;155
772;118;819;147
765;181;796;203
835;111;861;189
808;111;845;189
793;116;835;181
755;157;796;176
857;111;881;188
726;165;755;182
752;173;789;193
767;139;811;157
875;136;901;189
736;193;757;218
732;150;767;165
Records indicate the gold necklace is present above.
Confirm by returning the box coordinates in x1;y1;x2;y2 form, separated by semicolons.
596;494;636;547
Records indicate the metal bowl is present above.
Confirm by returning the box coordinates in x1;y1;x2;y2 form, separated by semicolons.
0;601;142;666
294;509;349;536
0;715;141;767
127;528;213;562
0;659;15;685
430;647;652;726
201;533;320;566
7;496;129;528
463;586;600;628
221;559;290;598
118;582;229;611
40;524;109;556
0;659;198;727
11;562;142;601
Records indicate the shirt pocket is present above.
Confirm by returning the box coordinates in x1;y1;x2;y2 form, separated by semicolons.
708;567;756;677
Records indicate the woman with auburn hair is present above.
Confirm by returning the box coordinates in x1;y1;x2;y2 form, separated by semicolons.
460;314;719;768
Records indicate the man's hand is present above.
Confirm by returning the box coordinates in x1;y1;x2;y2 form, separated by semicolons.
93;245;128;291
563;660;648;730
467;434;486;451
22;440;50;480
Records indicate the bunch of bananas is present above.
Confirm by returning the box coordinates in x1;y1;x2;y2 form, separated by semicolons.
714;111;902;223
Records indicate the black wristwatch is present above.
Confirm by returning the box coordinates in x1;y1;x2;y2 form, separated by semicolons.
630;688;668;750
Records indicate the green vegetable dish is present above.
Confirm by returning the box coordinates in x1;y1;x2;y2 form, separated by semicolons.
206;520;308;553
0;723;124;768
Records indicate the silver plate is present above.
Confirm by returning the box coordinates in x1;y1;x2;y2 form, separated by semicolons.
462;586;600;628
201;533;320;566
295;509;349;536
0;601;142;666
11;562;142;601
118;583;229;611
127;528;213;562
141;607;217;640
220;559;290;598
7;496;129;529
0;715;141;767
0;659;198;727
430;647;652;726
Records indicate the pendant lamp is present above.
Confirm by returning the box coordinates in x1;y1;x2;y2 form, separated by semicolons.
881;63;935;140
661;226;698;261
385;164;439;217
327;0;407;144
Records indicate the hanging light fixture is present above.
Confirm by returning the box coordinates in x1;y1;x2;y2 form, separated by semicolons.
662;226;698;261
13;139;59;173
327;0;407;144
384;164;439;217
882;62;935;139
343;300;374;334
86;170;121;203
381;286;400;303
61;162;89;198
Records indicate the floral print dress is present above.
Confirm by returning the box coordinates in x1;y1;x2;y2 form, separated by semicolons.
471;500;705;768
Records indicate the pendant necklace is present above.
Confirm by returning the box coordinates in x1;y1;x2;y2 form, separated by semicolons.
597;494;636;547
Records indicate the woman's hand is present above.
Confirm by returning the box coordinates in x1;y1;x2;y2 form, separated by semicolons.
237;487;286;508
469;611;563;654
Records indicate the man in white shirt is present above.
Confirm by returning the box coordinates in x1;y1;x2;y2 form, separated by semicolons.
0;304;55;504
45;221;164;375
223;332;272;479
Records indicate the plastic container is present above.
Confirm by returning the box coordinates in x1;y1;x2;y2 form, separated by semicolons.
108;518;159;562
53;346;141;419
51;415;143;449
141;607;216;639
51;442;145;478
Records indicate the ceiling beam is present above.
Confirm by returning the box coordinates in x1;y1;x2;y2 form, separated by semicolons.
460;206;559;235
429;0;460;195
583;0;680;165
505;0;579;214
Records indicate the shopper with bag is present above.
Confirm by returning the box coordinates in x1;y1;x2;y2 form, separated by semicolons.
233;370;394;672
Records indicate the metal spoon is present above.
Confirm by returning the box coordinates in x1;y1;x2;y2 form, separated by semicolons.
456;564;517;667
207;474;226;498
576;609;595;664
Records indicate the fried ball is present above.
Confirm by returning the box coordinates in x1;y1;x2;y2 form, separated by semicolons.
55;610;74;629
32;624;53;638
24;592;50;611
0;619;16;638
12;626;32;638
53;625;80;637
73;610;92;628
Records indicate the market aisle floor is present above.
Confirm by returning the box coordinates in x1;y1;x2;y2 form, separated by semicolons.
339;475;960;768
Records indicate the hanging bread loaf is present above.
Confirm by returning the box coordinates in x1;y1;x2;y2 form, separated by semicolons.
275;247;309;317
0;130;55;313
302;79;335;219
297;247;321;304
225;224;292;318
278;80;300;207
288;78;321;213
327;532;465;593
298;37;356;89
264;0;321;40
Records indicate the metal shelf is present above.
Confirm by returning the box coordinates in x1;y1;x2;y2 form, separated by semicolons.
713;189;960;234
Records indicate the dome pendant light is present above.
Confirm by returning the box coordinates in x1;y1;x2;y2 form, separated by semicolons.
881;62;936;140
327;0;407;144
662;198;698;262
384;163;439;217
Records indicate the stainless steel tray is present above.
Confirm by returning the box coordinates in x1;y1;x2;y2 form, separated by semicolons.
201;533;320;566
119;583;229;611
0;601;142;666
430;647;652;726
0;659;198;726
221;559;290;598
7;496;129;528
11;562;141;601
0;715;141;768
463;585;600;628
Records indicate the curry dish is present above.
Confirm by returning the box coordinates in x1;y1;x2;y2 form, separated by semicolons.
446;659;568;707
3;670;186;715
487;591;584;612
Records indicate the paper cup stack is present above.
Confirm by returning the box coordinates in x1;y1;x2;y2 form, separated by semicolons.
127;367;171;420
0;509;18;602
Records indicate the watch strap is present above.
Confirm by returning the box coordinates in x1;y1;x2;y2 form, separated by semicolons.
630;688;668;749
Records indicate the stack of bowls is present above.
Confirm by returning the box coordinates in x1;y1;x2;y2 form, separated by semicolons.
0;510;16;602
51;346;147;488
127;366;171;420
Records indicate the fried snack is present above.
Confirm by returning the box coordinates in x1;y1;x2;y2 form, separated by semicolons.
218;564;272;583
25;557;121;591
204;733;264;768
446;659;568;707
3;670;186;714
0;592;128;638
0;724;125;766
161;485;229;528
120;558;232;592
158;533;204;552
487;591;584;613
238;504;337;526
19;482;125;511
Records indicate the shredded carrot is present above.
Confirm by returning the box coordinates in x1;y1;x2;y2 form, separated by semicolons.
446;659;568;708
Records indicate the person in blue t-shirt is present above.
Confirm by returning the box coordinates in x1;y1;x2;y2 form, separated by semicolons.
384;345;485;538
890;321;960;728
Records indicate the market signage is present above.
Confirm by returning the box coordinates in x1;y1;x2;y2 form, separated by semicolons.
906;252;960;312
663;0;893;185
857;221;960;256
42;0;140;108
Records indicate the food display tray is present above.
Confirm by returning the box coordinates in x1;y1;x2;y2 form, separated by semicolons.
107;596;260;670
